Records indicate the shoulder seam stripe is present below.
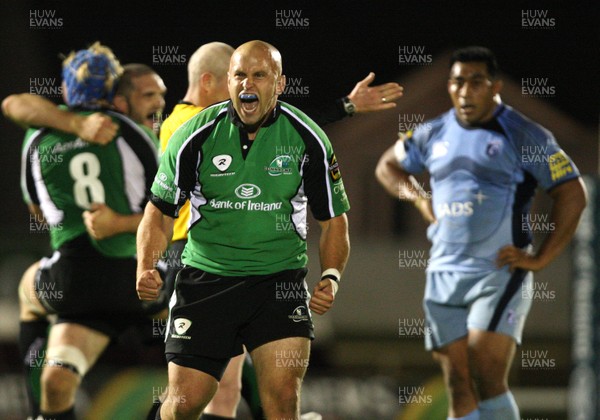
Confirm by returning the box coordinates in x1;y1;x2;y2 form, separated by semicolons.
280;105;334;218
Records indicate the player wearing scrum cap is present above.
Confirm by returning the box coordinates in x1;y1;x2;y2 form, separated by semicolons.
6;42;164;420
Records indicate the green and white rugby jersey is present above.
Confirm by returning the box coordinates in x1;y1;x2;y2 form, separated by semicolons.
151;101;350;276
21;110;159;257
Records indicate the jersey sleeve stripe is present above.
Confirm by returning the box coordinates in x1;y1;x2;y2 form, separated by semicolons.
21;129;64;226
115;138;148;212
173;120;214;203
32;150;64;225
172;109;227;204
280;105;335;218
107;112;159;210
20;128;45;205
106;110;159;153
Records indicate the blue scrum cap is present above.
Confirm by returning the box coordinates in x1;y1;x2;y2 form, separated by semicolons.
61;42;122;108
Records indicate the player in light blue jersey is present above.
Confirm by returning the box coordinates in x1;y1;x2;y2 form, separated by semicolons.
376;46;587;420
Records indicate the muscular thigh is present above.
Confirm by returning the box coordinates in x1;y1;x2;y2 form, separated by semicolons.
250;337;311;385
468;328;516;398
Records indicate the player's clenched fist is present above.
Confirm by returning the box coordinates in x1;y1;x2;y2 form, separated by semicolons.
137;269;163;300
74;112;118;145
309;279;338;315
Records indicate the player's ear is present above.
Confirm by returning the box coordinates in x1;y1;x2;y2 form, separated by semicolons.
200;72;213;88
112;94;128;114
61;81;69;104
275;74;286;95
492;79;503;95
447;79;453;95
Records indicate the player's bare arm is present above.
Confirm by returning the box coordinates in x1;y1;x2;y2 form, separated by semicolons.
497;177;587;272
136;201;174;301
310;213;349;315
375;143;436;224
2;93;117;144
347;72;403;113
83;203;143;240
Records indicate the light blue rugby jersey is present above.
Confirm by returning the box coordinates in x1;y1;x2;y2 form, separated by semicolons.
397;103;580;273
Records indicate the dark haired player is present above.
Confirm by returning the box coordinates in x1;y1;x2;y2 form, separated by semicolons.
376;46;586;420
9;42;163;420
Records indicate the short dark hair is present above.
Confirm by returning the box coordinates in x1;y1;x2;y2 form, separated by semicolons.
115;63;157;97
449;46;499;78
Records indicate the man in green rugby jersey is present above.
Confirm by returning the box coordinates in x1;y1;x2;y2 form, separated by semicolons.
137;40;350;420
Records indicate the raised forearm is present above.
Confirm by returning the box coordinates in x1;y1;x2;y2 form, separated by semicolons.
114;213;144;235
318;214;350;274
309;213;350;314
136;202;173;275
3;93;79;132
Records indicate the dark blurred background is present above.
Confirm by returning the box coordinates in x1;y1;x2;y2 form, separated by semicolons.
0;1;597;419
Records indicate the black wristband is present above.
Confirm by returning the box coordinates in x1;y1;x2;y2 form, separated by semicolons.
321;274;340;283
341;96;356;116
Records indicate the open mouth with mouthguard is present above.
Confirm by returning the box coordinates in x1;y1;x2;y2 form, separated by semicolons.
240;93;259;113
